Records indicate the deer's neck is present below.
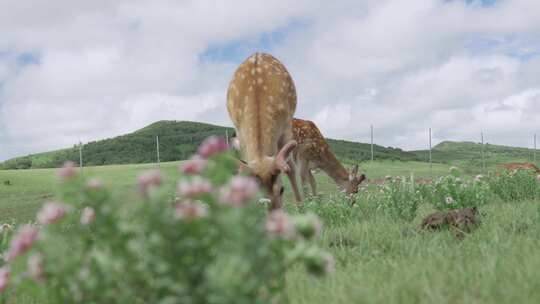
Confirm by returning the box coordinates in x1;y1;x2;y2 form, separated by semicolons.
317;150;350;189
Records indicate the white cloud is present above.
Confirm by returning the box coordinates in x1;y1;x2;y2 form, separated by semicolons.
1;0;540;160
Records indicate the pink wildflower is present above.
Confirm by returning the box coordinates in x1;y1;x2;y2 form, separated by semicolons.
474;175;483;182
36;202;71;225
80;207;96;225
5;225;39;262
181;155;208;175
265;210;295;239
0;267;9;293
178;177;212;198
219;176;259;207
174;200;209;221
198;136;228;158
137;170;163;198
87;178;103;190
57;161;77;182
27;253;44;283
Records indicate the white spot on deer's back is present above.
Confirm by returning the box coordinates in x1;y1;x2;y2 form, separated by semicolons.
256;67;262;73
257;78;263;84
249;56;256;63
251;69;255;75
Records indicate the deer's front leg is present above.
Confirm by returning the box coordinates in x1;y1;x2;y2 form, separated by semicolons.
285;158;303;203
307;169;317;197
298;159;311;197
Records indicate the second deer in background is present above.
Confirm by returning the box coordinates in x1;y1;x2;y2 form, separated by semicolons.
293;118;366;203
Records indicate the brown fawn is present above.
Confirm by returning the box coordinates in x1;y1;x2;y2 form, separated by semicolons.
292;118;366;202
226;53;302;209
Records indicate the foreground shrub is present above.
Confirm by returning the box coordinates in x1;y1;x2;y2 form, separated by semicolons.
431;168;490;211
487;169;540;202
374;176;422;221
0;137;331;304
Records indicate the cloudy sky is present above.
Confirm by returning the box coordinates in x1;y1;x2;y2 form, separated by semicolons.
1;0;539;161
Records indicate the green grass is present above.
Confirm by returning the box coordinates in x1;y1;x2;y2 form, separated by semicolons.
0;161;181;223
1;160;539;303
286;199;540;303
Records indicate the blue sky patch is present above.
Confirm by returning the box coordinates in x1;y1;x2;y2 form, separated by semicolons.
199;19;308;63
465;35;540;61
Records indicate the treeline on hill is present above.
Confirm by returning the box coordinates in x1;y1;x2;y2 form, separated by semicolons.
326;139;420;164
0;120;422;170
1;121;234;169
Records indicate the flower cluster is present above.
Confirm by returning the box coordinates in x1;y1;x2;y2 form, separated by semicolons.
178;177;213;198
219;176;259;207
181;156;208;175
174;200;209;220
3;136;331;302
197;136;228;158
57;161;78;182
137;170;163;198
36;202;71;225
5;225;39;262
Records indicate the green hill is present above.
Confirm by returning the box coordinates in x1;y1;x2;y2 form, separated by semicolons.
3;122;536;170
0;121;234;169
0;121;421;170
411;140;538;169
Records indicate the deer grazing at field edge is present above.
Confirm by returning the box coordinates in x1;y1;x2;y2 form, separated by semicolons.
226;53;302;209
292;118;366;203
498;162;540;173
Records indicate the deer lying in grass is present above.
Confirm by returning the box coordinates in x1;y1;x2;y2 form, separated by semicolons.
226;53;302;209
292;118;366;202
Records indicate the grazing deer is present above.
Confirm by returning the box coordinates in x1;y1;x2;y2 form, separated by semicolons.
292;118;366;202
498;162;540;173
226;53;302;209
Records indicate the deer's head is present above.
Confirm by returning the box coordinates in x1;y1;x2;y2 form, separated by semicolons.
344;165;366;203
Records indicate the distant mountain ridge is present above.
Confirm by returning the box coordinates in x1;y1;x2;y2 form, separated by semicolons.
411;140;537;168
1;121;537;170
0;120;419;169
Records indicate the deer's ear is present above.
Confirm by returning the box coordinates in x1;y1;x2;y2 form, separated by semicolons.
349;165;359;181
352;165;359;176
358;173;367;184
275;140;297;173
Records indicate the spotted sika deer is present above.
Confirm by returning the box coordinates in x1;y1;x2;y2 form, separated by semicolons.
292;118;366;202
226;53;302;209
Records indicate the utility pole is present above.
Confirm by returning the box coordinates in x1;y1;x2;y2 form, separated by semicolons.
534;133;537;164
156;135;160;167
225;129;229;149
481;132;485;174
429;128;432;177
370;124;374;162
79;142;83;175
